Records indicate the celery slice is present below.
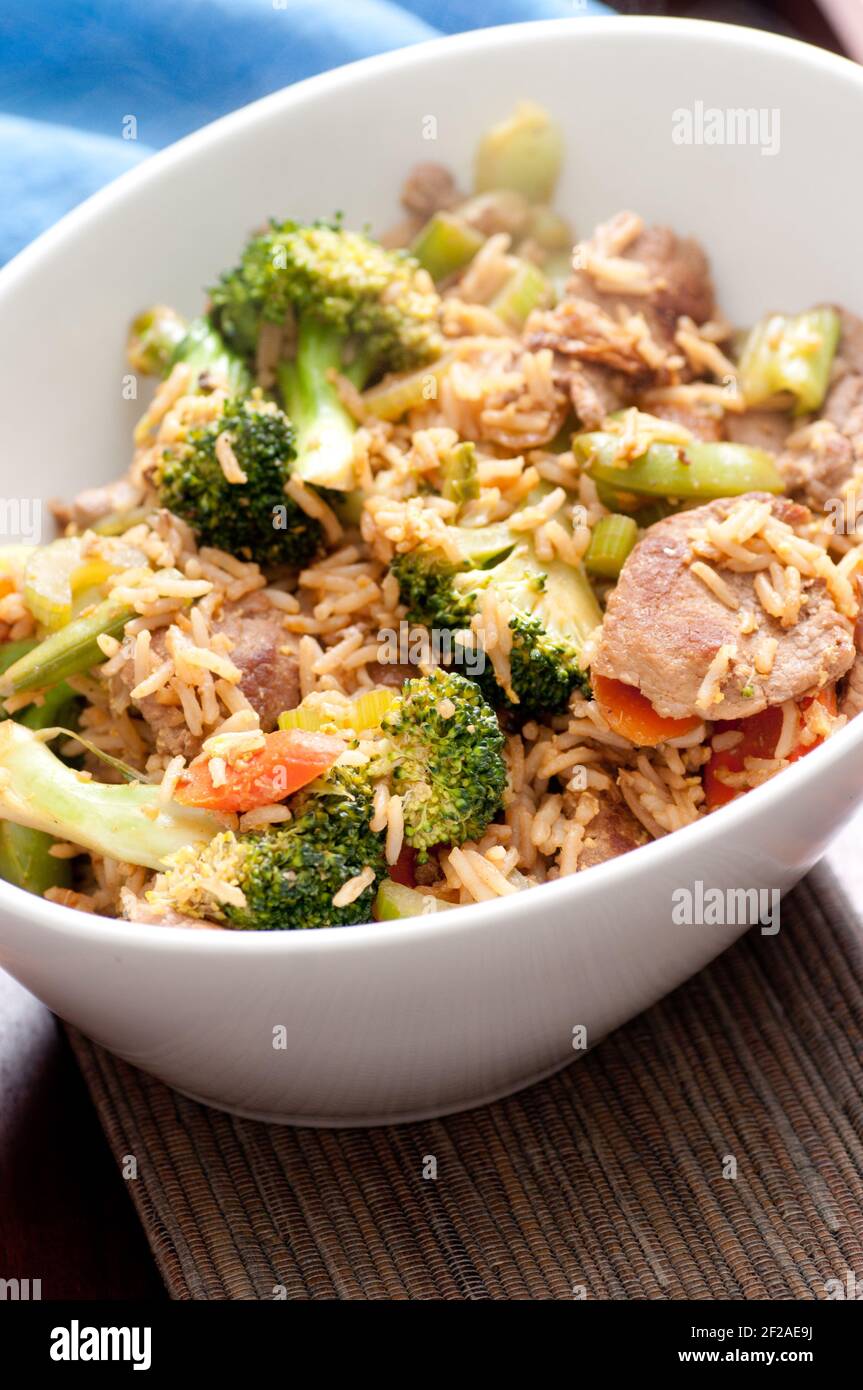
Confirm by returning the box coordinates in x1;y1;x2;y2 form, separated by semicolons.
374;879;455;920
737;307;840;416
585;514;638;580
410;213;484;283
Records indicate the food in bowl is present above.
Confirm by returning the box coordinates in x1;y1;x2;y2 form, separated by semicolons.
0;101;861;933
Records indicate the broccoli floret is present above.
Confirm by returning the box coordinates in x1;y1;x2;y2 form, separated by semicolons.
392;527;603;717
209;220;442;489
0;672;509;924
155;394;322;567
128;308;323;566
152;782;386;931
376;669;506;858
0;720;381;928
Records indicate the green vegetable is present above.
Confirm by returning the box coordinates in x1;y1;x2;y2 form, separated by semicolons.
474;100;564;204
132;309;322;566
209;793;386;931
210;220;442;489
0;597;136;697
374;879;454;920
440;441;479;508
410;212;485;282
129;309;251;397
155;392;323;567
377;670;507;858
737;307;840;416
392;515;602;715
361;351;456;422
574;430;785;501
0;821;71;897
490;260;554;328
0;672;507;928
0;721;219;870
0;677;82;896
585;514;639;580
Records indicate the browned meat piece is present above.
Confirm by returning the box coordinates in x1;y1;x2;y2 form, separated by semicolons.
835;308;863;376
108;593;301;758
577;799;649;871
51;476;144;532
650;401;724;443
528;295;663;378
215;593;300;731
400;162;460;220
568;363;631;429
778;421;854;510
774;369;863;510
822;372;863;440
529;217;714;374
592;494;855;722
840;619;863;720
364;661;416;690
724;409;793;454
618;224;715;342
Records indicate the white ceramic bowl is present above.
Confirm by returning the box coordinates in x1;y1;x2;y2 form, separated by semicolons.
1;16;862;1125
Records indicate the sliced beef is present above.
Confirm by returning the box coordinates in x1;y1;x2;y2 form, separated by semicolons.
616;223;716;343
840;619;863;720
835;307;863;377
568;363;632;430
400;162;460;220
527;218;714;405
577;799;649;870
215;593;300;731
724;409;793;454
822;372;863;440
364;661;416;690
650;401;724;443
592;494;855;723
778;419;854;510
109;593;300;758
51;476;144;532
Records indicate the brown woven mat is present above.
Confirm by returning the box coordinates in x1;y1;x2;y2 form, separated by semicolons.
66;864;863;1300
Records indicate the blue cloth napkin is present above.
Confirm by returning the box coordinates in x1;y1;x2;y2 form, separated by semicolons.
0;0;610;266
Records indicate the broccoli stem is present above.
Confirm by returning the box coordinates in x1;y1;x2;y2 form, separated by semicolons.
0;678;81;895
0;721;220;870
129;307;251;396
277;318;365;491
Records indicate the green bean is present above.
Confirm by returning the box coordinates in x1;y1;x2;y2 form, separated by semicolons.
574;432;785;500
474;101;564;204
737;307;840;416
0;820;71;896
410;213;484;283
0;597;136;697
585;514;638;580
490;261;554;328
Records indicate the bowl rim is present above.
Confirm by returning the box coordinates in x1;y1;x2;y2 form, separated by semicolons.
2;12;863;952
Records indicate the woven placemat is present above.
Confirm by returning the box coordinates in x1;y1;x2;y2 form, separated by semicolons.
67;865;863;1300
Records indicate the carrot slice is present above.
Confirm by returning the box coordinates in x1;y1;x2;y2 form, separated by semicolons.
592;674;701;747
704;687;836;810
174;728;345;813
